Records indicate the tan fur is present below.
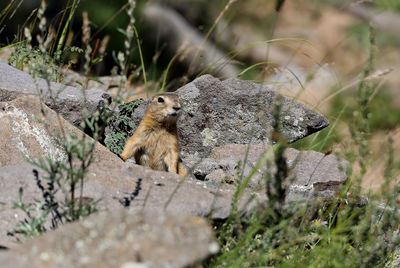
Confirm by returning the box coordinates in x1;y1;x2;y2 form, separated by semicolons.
120;93;187;176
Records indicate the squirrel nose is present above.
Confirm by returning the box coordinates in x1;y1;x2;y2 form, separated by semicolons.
173;106;181;111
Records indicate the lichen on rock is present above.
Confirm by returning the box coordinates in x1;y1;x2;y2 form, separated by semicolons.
104;98;144;154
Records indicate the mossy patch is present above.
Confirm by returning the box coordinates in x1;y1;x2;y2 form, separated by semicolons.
104;98;144;154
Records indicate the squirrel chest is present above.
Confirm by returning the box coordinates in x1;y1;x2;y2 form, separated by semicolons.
134;128;179;171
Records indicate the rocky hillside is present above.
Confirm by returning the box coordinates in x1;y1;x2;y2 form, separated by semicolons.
0;62;350;267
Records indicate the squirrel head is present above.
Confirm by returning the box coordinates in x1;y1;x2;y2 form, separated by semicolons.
147;93;182;123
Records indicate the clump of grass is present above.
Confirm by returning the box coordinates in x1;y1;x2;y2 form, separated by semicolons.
5;0;151;242
7;0;83;82
82;11;93;89
348;21;400;48
7;132;99;240
206;101;400;267
331;88;400;132
204;24;400;268
113;0;150;101
348;24;376;183
375;0;400;12
291;121;342;153
0;0;23;36
6;0;102;241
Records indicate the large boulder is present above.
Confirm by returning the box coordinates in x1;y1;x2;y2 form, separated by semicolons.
176;75;329;157
0;209;218;268
0;95;115;167
0;62;110;126
0;161;251;249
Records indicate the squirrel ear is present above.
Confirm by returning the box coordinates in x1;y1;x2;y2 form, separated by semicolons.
157;97;165;103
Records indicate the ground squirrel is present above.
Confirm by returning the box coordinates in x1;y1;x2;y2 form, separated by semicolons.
120;93;187;176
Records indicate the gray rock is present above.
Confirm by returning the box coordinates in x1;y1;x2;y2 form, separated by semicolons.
0;209;217;268
210;144;267;167
0;162;256;248
207;158;257;185
0;96;63;167
208;144;349;200
206;169;231;184
284;148;349;202
0;95;112;167
192;158;219;180
181;143;349;201
0;62;110;126
0;47;13;63
218;157;239;171
175;75;329;157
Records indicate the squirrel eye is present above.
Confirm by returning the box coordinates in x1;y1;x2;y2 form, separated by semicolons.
157;97;164;103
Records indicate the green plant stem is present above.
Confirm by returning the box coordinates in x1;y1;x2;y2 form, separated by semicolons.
56;0;79;55
161;53;179;93
133;25;148;97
